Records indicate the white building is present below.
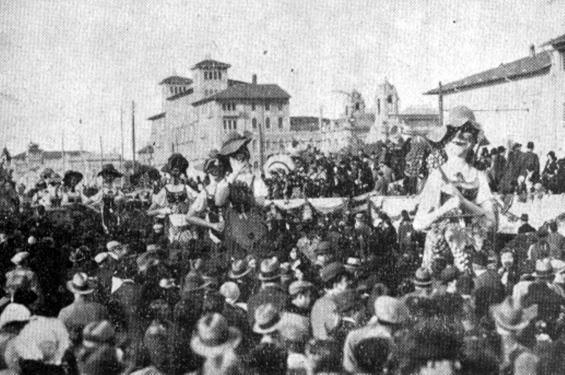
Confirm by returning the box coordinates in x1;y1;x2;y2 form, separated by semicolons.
425;35;565;156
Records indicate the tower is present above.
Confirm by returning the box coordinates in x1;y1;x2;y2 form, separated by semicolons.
373;79;400;139
191;59;231;101
344;90;366;118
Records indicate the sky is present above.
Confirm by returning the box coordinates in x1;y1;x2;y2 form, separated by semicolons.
1;0;564;157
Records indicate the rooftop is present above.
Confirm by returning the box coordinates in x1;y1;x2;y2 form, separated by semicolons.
167;88;194;101
425;50;552;95
543;33;565;48
192;83;290;106
159;76;193;85
191;59;231;70
147;112;166;121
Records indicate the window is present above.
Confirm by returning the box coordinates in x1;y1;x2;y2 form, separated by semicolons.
266;140;270;149
218;71;222;80
377;99;381;115
233;120;237;130
252;118;257;129
170;87;174;94
265;102;270;111
223;120;227;130
278;103;283;111
251;102;256;111
252;140;257;151
278;117;283;129
204;72;208;80
253;161;259;169
266;118;270;129
279;140;284;150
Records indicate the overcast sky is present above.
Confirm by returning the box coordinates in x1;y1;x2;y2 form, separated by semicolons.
1;0;564;156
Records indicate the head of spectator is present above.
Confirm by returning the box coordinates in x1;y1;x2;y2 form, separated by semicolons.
288;280;314;311
14;317;71;371
533;258;554;284
253;304;282;343
491;296;537;337
258;257;282;287
527;141;535;151
413;267;433;294
220;282;241;306
320;262;351;295
190;313;242;373
520;213;529;225
67;272;94;301
0;303;30;333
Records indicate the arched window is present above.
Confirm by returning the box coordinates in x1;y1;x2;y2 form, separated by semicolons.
253;161;259;169
218;72;222;80
204;72;208;80
278;117;283;129
266;118;270;129
252;118;257;129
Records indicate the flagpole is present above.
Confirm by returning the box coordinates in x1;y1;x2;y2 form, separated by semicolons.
120;107;124;171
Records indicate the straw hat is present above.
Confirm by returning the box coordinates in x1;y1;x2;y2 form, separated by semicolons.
67;272;94;295
258;257;282;281
413;268;432;287
182;272;211;293
374;296;409;325
491;296;538;332
219;282;241;302
14;317;70;365
426;105;483;144
190;313;241;357
253;304;282;334
0;303;31;329
82;320;116;347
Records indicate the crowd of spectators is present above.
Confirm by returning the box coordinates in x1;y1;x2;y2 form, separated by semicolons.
265;140;565;200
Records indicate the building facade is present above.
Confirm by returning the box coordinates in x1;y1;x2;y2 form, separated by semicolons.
425;35;565;156
147;59;292;171
12;143;122;188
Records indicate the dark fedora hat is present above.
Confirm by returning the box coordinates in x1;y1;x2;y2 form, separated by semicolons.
219;131;252;156
97;164;123;178
63;170;83;186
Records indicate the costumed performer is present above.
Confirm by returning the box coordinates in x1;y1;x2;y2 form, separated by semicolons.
185;150;226;244
214;131;269;256
61;170;84;205
83;164;124;234
148;153;199;245
413;105;497;273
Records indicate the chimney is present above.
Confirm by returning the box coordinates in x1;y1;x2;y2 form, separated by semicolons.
252;74;257;84
529;44;535;57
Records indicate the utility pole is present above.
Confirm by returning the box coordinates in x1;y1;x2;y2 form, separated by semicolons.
131;101;136;173
258;109;265;169
120;107;124;171
438;81;444;126
99;136;104;170
61;131;66;171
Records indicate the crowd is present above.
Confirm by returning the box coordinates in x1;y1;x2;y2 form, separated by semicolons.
264;138;565;200
1;110;565;375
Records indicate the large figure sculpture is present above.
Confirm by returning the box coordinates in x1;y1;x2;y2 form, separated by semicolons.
413;106;497;272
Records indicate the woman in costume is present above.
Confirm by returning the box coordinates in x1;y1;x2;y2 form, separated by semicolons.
84;164;124;234
185;150;226;243
214;132;269;255
61;170;84;205
413;106;496;273
148;153;199;244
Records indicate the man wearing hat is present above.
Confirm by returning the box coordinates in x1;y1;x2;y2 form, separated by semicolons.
491;296;539;374
403;268;433;300
286;280;314;318
522;258;565;325
227;258;255;303
189;313;242;374
246;257;288;326
521;141;540;184
343;296;409;373
58;273;109;342
518;213;536;234
311;261;352;340
472;251;504;300
5;251;40;303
